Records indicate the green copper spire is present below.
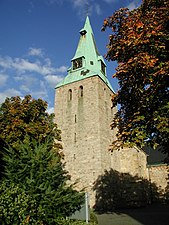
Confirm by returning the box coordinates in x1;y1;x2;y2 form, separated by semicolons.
72;16;99;61
56;16;114;92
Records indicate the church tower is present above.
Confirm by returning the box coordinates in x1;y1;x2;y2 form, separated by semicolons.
54;16;116;205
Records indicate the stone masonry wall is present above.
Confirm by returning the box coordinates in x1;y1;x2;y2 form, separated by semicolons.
54;76;114;206
111;147;148;178
148;164;169;197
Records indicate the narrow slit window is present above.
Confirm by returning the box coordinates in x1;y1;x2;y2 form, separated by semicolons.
68;89;72;101
79;86;83;97
74;133;77;142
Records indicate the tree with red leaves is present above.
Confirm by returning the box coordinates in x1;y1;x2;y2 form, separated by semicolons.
102;0;169;153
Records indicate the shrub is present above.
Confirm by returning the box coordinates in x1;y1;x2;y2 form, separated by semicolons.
0;139;84;224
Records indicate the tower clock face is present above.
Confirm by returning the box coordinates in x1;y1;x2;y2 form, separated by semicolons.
73;57;82;70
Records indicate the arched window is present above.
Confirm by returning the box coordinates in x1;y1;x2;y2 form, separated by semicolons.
79;86;83;97
68;89;72;101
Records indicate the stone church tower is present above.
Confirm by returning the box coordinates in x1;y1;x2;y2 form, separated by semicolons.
54;16;116;205
54;16;168;207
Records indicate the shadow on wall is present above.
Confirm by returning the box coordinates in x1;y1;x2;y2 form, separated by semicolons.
93;169;168;213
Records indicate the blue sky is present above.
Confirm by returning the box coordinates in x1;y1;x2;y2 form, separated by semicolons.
0;0;141;113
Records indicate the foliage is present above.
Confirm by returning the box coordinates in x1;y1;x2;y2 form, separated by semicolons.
54;217;97;225
102;0;169;153
0;95;62;177
89;210;98;224
0;139;84;224
0;95;61;149
0;182;35;225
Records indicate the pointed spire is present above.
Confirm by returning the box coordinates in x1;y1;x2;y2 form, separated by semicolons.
82;16;93;34
56;16;114;92
72;16;99;61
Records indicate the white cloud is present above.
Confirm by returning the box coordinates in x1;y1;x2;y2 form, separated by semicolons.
14;76;23;81
14;58;53;75
0;93;9;104
70;0;102;17
13;58;42;73
44;58;52;66
95;4;102;15
0;88;22;104
72;0;84;7
0;50;67;107
0;56;13;69
0;56;67;76
14;75;38;90
28;47;43;57
103;0;141;10
20;85;31;93
3;88;21;96
126;1;141;10
47;106;54;114
0;77;54;106
33;80;48;99
0;74;8;86
56;65;68;73
45;75;63;88
71;0;89;17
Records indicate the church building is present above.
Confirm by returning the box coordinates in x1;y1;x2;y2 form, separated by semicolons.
54;16;168;207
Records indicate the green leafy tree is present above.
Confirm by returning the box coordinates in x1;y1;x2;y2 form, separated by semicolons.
102;0;169;153
0;95;61;150
0;182;36;225
0;139;84;225
0;95;62;177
